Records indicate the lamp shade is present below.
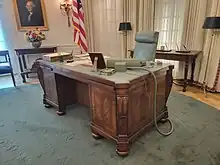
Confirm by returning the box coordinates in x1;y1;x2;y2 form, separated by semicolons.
203;17;220;29
119;22;132;31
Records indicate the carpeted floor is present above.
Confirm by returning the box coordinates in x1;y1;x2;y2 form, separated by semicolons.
0;85;220;165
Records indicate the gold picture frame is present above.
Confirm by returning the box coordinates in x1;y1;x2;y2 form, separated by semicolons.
12;0;48;31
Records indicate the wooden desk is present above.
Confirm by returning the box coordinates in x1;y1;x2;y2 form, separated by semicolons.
15;47;57;83
37;60;174;156
129;50;201;92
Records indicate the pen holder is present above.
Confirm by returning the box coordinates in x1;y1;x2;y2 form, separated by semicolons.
91;57;98;72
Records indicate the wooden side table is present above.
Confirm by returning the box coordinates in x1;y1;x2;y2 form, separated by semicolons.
15;47;57;83
129;50;201;92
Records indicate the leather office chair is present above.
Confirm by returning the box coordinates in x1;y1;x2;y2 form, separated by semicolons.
133;31;159;61
0;50;16;87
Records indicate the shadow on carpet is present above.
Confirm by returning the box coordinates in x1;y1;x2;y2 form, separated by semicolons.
0;85;220;165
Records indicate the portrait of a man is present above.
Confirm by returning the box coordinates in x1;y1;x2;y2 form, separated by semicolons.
13;0;48;31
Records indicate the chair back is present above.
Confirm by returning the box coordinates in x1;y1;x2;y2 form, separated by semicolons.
0;50;13;74
133;31;159;61
0;50;16;87
0;50;10;63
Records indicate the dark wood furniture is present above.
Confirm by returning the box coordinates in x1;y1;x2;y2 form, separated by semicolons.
129;50;201;92
15;47;57;83
37;60;174;156
0;50;16;87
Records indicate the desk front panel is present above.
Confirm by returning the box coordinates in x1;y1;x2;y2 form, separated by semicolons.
128;69;167;137
89;81;117;138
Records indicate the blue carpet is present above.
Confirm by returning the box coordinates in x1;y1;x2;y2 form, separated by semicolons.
0;85;220;165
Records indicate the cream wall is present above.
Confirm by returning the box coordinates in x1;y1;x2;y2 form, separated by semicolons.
0;0;76;73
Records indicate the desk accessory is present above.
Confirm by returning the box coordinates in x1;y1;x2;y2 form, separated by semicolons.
89;52;106;69
145;61;155;68
59;55;64;62
114;62;127;72
175;50;191;53
106;59;146;68
160;46;165;51
66;59;74;63
157;49;172;52
165;43;169;50
157;44;172;52
91;57;98;72
176;43;180;51
43;52;72;62
99;68;116;76
156;61;163;65
175;44;191;53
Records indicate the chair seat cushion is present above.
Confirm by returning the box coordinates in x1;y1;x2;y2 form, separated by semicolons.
0;65;12;74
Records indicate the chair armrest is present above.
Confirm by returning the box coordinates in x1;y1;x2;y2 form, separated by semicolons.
0;54;7;57
0;50;9;57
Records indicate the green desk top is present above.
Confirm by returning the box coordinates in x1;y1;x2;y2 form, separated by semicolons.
41;60;171;84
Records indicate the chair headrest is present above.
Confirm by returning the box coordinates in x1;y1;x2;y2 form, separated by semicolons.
135;31;159;43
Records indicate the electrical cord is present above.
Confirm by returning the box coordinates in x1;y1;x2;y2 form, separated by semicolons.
127;66;174;136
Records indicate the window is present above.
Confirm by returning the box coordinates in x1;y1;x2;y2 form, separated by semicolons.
154;0;186;78
0;21;6;50
154;0;185;49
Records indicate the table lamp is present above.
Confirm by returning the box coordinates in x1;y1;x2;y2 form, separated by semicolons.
202;17;220;96
119;22;132;32
203;17;220;29
119;22;132;58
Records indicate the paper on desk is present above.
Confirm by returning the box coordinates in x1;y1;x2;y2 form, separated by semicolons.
104;56;110;59
44;52;70;57
74;53;110;59
78;57;90;60
65;60;92;66
74;53;89;58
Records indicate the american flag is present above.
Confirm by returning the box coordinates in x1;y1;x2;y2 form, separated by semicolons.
72;0;88;53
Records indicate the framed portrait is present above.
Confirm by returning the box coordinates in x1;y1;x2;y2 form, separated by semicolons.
12;0;48;31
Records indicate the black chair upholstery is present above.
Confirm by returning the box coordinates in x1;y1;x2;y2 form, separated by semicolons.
0;50;16;87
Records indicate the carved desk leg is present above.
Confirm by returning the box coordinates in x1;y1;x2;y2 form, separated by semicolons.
56;105;66;116
55;74;66;116
92;132;103;139
37;65;52;108
43;94;52;108
116;96;129;156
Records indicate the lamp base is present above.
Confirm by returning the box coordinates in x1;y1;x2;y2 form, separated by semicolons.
202;82;208;98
